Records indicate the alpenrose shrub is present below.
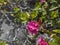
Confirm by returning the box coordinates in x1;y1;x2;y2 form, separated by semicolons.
36;36;49;45
26;20;41;35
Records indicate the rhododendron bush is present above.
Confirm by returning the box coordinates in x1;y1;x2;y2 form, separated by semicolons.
0;0;60;45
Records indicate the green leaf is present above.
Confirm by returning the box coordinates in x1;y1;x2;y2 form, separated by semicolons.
43;2;48;9
57;19;60;24
34;2;41;10
14;7;20;13
30;10;38;19
51;10;58;19
42;7;47;16
17;12;29;23
20;13;28;20
50;0;56;3
49;41;57;45
53;29;60;33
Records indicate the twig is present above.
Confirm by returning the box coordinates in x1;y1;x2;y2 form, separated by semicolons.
0;10;12;22
49;6;60;11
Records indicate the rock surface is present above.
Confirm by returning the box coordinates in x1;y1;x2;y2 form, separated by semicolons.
0;14;27;45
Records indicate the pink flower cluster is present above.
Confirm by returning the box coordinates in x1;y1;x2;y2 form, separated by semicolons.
40;0;46;3
37;36;49;45
26;20;41;35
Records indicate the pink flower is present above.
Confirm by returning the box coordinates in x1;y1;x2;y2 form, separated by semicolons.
40;0;46;4
26;20;41;35
37;36;49;45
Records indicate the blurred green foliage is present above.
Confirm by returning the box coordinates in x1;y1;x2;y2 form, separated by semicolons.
0;0;4;3
0;41;7;45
